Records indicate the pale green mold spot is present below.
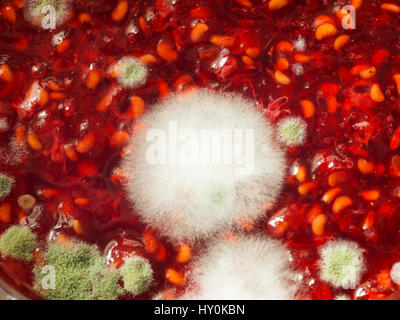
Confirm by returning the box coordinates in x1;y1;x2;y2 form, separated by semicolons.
0;226;36;261
318;239;365;289
91;268;124;300
277;116;307;147
120;256;153;296
110;56;148;89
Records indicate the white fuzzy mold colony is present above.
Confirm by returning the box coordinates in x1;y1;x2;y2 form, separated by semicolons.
291;63;304;77
318;239;366;289
107;56;148;89
24;0;74;29
293;35;306;51
182;235;299;300
390;262;400;285
121;89;286;242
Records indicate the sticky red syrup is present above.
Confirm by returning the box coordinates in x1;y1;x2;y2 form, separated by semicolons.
0;0;400;300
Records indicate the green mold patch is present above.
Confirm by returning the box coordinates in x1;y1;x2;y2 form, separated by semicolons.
0;173;14;199
34;241;123;300
0;226;37;261
318;239;366;289
91;268;124;300
277;116;307;147
120;256;153;296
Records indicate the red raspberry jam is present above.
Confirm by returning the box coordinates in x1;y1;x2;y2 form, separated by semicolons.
0;0;400;300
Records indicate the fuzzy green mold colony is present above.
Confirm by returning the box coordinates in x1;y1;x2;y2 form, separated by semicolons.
34;241;123;300
318;239;366;289
91;269;124;300
24;0;73;29
108;56;148;89
31;0;64;11
277;116;307;147
0;226;37;261
0;173;14;199
120;256;153;296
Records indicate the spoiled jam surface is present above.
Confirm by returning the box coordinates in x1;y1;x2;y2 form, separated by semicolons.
0;0;400;300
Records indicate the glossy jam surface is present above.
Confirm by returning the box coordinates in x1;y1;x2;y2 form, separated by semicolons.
0;0;400;300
